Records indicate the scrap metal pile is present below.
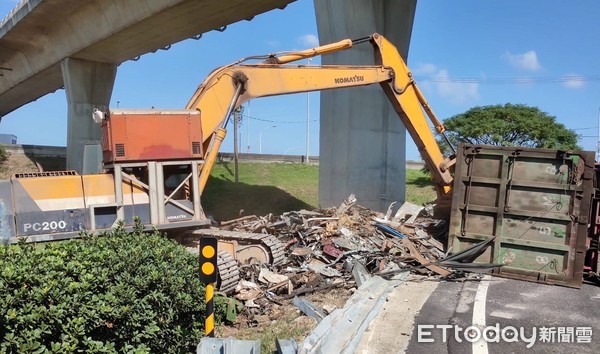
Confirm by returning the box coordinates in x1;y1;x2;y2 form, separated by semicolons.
207;194;482;317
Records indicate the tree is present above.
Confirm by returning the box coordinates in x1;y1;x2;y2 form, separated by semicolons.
441;103;580;151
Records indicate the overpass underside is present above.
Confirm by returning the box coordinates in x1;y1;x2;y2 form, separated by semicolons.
0;0;295;170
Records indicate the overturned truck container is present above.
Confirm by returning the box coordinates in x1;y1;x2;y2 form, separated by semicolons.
449;144;596;288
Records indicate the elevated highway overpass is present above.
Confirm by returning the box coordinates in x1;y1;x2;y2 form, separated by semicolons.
0;0;294;117
0;0;294;170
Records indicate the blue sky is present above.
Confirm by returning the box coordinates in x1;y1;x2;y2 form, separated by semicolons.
1;0;599;161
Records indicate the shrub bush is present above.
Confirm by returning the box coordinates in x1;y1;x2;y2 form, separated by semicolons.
0;222;226;353
0;145;8;165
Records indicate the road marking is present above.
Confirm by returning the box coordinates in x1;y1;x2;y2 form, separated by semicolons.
504;303;528;310
489;310;517;319
472;275;491;354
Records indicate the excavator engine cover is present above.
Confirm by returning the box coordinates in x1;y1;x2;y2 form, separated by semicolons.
101;109;203;163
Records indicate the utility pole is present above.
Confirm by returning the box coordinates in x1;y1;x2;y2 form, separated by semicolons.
305;58;312;164
597;106;600;162
246;102;251;153
233;106;243;183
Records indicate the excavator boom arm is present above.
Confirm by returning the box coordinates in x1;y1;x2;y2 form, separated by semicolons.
188;33;454;199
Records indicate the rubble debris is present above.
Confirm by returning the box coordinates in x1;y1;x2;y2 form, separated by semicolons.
276;339;298;354
374;223;407;239
208;194;495;335
334;194;357;217
293;296;326;322
401;238;451;277
307;259;342;277
234;281;262;300
297;274;409;354
351;261;371;287
392;202;424;224
259;268;289;284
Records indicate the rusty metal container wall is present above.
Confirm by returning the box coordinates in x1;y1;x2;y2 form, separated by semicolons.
448;144;595;288
585;163;600;274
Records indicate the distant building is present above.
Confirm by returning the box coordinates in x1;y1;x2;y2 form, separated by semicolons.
0;134;17;145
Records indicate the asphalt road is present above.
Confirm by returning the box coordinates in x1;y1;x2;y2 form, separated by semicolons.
406;276;600;354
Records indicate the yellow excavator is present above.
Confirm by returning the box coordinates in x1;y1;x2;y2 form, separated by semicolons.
0;33;455;292
188;33;455;201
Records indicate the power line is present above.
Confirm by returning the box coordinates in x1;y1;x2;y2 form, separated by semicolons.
414;74;600;85
571;127;598;131
242;114;317;124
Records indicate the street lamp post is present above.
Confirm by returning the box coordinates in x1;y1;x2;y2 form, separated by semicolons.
306;58;312;164
259;125;277;154
597;107;600;162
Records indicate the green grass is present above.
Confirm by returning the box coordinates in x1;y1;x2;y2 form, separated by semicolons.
405;169;437;205
202;162;436;221
233;310;316;354
202;162;318;221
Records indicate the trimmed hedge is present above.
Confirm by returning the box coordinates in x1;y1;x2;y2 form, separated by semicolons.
0;222;226;353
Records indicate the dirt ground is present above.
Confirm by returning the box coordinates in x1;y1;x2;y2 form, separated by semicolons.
214;275;440;353
217;286;355;353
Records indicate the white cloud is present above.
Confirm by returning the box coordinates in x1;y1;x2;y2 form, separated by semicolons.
413;63;479;105
562;74;585;89
298;34;319;47
412;63;438;75
503;50;542;71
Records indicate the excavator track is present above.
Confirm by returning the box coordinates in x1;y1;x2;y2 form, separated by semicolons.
193;229;286;293
217;250;240;294
193;229;285;266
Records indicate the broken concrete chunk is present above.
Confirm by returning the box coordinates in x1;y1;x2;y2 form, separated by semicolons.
384;201;398;221
392;202;424;224
308;259;342;277
235;289;262;301
332;236;356;251
339;227;354;238
291;247;313;257
236;280;261;290
259;268;289;284
335;194;357;217
234;280;263;301
244;299;261;308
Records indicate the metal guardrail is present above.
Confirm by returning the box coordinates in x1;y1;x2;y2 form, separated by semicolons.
218;152;318;164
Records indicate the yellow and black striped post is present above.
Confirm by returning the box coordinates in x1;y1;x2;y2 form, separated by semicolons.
204;282;215;337
199;237;218;337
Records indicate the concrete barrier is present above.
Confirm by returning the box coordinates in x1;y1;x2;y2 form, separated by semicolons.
218;153;425;169
0;144;426;169
1;144;66;157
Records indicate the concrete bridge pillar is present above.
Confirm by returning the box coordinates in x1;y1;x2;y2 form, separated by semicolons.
61;58;117;173
314;0;417;212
